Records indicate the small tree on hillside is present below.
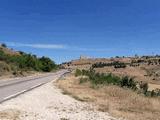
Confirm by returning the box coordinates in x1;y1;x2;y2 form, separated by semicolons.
1;43;7;48
39;56;56;72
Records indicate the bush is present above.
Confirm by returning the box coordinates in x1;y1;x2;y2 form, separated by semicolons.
79;77;89;84
139;82;148;94
145;89;160;97
120;76;137;90
0;48;57;73
114;62;126;68
39;56;56;72
75;69;121;85
75;69;160;98
1;43;7;48
75;69;82;77
91;73;120;85
92;61;126;69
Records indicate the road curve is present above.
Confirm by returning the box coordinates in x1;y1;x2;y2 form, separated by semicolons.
0;70;68;103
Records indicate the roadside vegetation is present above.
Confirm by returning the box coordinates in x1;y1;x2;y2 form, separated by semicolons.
75;68;160;97
56;73;160;120
60;55;160;120
0;43;57;77
92;61;126;69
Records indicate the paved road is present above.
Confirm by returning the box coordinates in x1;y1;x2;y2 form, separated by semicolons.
0;70;68;103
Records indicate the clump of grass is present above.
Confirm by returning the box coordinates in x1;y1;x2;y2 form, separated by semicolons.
79;77;89;84
60;118;69;120
75;69;82;77
92;61;126;69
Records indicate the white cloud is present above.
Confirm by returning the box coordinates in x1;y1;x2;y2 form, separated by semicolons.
6;42;66;49
5;42;114;52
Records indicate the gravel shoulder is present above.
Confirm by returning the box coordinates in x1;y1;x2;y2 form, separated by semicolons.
0;77;118;120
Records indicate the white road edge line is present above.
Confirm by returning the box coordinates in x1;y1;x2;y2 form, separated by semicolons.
0;71;68;103
29;83;44;89
3;90;27;101
2;83;45;102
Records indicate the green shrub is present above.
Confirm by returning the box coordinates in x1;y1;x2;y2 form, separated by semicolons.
92;61;126;69
146;89;160;97
89;73;120;85
75;68;160;98
120;76;137;90
75;69;121;85
75;69;82;77
0;48;57;73
39;56;56;72
1;43;7;48
139;82;148;95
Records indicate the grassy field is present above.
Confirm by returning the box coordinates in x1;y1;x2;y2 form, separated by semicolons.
56;73;160;120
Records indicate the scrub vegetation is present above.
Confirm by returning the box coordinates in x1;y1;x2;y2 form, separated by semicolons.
56;73;160;120
0;43;57;77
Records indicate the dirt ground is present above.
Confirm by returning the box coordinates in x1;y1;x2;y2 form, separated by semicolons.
0;77;118;120
0;109;20;120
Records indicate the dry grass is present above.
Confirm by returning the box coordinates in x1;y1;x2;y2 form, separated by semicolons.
148;83;160;91
56;74;160;120
63;57;160;85
0;46;20;56
96;66;148;82
0;109;20;120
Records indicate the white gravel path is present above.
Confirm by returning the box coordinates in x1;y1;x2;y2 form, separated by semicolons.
0;78;119;120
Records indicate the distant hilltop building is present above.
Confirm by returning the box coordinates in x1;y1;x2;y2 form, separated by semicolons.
80;55;91;60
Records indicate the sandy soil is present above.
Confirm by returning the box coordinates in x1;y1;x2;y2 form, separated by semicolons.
0;78;118;120
148;83;160;91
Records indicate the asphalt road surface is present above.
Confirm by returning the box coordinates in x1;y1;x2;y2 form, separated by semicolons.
0;70;68;103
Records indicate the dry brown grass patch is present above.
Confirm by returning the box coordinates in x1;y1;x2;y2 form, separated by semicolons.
56;73;160;120
0;109;21;120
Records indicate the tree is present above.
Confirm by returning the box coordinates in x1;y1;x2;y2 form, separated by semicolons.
1;43;7;48
39;56;56;72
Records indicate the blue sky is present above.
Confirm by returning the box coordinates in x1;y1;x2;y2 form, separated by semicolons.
0;0;160;63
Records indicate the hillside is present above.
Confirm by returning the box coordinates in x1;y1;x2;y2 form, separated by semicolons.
62;56;160;85
0;43;57;78
59;56;160;120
